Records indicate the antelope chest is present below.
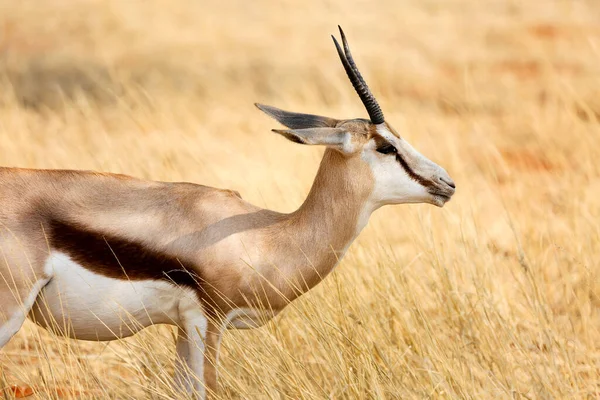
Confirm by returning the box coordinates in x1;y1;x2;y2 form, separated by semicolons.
28;252;195;341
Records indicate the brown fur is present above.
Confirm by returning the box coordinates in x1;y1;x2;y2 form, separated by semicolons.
0;113;456;399
47;218;203;291
0;143;373;318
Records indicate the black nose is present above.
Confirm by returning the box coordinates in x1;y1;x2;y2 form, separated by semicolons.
439;176;456;189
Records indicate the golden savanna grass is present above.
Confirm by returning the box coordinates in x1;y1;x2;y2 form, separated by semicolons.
1;0;599;398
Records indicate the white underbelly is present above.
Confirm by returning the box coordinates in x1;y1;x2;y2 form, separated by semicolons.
29;252;196;341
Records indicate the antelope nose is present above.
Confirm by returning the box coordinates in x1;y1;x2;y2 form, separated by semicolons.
439;176;456;190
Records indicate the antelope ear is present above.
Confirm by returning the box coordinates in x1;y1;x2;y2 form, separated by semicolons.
272;127;355;153
255;103;338;129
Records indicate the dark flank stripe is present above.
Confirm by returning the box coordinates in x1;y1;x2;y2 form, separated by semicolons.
47;219;203;291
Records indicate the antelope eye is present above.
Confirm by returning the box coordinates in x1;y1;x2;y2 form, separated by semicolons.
376;144;397;155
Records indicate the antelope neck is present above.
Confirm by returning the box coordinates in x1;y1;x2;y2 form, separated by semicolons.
283;149;374;276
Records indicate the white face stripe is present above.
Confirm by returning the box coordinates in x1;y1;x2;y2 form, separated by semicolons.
375;124;400;143
375;124;430;171
375;125;434;186
360;124;454;207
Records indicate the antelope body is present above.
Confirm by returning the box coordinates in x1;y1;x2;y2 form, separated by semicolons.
0;28;455;398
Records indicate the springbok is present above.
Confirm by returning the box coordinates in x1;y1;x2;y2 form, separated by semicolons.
0;27;455;398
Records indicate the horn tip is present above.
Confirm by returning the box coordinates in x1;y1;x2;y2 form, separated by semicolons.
255;103;273;113
331;35;341;48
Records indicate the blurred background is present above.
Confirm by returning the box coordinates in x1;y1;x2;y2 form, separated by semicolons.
0;0;599;399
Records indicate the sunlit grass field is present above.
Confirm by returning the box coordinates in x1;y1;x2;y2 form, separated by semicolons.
1;0;599;398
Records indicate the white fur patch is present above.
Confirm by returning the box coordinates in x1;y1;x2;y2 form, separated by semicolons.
176;300;208;398
0;276;50;347
361;125;442;206
226;307;278;329
29;252;197;341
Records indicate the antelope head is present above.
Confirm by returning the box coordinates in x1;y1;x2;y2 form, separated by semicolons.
256;27;455;209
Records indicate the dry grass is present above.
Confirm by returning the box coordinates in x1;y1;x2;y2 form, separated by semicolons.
1;0;599;398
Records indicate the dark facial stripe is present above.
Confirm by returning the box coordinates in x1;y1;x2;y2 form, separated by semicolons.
47;219;203;291
395;152;436;189
373;135;435;189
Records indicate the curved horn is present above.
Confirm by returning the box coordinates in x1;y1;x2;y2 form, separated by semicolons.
332;26;384;124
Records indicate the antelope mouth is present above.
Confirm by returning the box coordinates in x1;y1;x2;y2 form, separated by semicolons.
428;190;453;207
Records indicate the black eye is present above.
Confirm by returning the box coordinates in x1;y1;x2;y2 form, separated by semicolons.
376;144;397;155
